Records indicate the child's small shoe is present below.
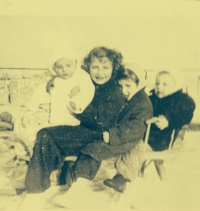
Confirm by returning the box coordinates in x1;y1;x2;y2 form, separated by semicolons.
104;174;127;193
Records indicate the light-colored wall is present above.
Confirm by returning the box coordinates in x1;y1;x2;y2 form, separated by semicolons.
0;1;200;122
0;1;200;70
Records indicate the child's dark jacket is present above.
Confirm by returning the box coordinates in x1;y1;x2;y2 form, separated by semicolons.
149;89;195;151
81;88;153;161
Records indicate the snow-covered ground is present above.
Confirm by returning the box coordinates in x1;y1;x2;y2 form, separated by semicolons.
0;129;200;211
1;92;200;210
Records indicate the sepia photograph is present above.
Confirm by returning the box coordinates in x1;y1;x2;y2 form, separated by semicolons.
0;0;200;210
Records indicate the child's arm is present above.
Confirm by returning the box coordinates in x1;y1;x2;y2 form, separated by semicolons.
67;72;95;114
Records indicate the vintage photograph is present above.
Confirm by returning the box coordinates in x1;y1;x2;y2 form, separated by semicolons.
0;0;200;210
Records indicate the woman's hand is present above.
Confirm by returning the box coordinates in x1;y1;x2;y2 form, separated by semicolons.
103;131;110;143
155;115;169;130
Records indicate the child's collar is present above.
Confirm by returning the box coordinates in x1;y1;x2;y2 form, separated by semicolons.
127;83;146;101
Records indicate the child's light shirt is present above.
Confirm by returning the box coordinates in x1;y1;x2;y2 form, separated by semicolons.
50;68;94;126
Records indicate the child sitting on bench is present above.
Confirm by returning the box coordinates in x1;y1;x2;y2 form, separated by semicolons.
148;70;195;151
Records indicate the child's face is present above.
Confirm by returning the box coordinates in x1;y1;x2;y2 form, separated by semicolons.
155;74;176;98
89;57;113;85
117;78;137;100
53;58;76;80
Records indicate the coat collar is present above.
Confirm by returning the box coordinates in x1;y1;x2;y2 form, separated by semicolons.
126;83;146;101
93;72;117;90
118;88;146;121
150;89;183;101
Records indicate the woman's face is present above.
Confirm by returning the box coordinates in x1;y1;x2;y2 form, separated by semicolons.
89;57;113;85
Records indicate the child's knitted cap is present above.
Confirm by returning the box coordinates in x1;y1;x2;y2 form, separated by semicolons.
48;40;80;76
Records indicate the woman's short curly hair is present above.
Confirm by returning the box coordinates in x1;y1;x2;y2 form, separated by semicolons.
82;47;123;73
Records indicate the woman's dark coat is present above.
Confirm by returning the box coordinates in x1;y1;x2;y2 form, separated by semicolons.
81;88;153;161
77;76;125;132
148;89;196;151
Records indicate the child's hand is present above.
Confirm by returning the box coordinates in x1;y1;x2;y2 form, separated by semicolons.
103;131;109;143
155;115;169;130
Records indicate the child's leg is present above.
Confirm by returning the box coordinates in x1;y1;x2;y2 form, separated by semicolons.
104;140;146;192
115;140;146;181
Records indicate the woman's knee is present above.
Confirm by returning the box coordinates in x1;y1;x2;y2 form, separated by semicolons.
35;129;52;147
37;128;50;139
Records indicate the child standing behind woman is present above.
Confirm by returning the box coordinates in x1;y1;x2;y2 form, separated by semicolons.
14;43;95;155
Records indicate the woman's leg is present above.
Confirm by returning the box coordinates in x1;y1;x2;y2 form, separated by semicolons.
73;153;101;181
25;125;102;193
25;128;65;193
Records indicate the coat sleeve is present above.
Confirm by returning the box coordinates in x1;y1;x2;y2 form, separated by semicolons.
109;101;153;146
165;94;195;129
77;87;124;131
96;90;125;131
67;73;95;114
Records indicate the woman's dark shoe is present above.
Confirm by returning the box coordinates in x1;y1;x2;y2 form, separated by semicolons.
103;174;127;193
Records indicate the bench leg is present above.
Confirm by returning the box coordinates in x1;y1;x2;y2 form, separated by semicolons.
154;160;168;181
139;160;152;177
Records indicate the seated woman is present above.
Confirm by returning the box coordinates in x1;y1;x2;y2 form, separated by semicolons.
20;46;125;209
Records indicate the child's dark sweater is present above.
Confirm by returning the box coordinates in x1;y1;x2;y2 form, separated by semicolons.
148;89;195;151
